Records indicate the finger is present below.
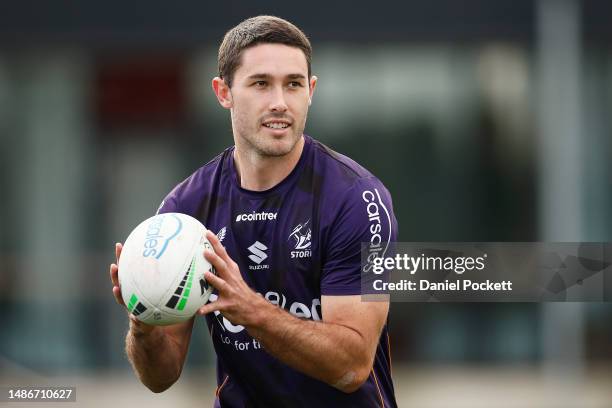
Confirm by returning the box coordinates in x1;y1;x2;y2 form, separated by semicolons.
110;263;119;287
203;270;228;293
204;248;229;278
113;285;125;306
206;230;232;264
197;300;222;316
205;229;219;245
115;242;123;264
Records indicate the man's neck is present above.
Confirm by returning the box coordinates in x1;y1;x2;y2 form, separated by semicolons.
233;136;305;192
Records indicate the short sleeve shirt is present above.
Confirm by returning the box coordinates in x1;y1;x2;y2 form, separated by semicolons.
159;135;398;408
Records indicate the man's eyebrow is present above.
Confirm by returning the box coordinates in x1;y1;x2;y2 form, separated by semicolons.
245;73;307;80
287;73;307;80
246;73;272;80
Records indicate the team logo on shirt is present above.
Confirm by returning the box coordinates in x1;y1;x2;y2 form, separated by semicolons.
217;226;227;242
247;241;270;270
289;220;312;259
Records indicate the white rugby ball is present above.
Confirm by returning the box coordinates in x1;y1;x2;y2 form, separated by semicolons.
118;212;215;325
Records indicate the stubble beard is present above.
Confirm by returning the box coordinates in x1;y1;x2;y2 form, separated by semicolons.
234;112;307;159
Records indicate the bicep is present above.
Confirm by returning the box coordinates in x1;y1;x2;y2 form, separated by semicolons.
321;295;388;352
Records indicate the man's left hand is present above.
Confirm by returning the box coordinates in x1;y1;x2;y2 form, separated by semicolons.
197;230;265;326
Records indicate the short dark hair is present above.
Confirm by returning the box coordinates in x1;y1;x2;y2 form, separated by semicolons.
218;15;312;88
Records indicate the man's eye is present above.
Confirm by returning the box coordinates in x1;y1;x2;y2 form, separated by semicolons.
288;81;302;88
254;81;267;87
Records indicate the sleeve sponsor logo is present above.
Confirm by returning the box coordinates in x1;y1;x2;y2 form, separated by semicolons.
362;189;392;273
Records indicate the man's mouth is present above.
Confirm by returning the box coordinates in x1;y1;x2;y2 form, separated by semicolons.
264;123;289;129
262;120;291;129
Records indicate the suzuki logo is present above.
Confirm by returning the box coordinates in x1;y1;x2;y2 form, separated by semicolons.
248;241;268;264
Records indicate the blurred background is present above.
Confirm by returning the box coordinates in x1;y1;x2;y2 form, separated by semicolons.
1;0;612;406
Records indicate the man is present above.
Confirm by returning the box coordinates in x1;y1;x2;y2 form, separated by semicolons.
109;15;398;407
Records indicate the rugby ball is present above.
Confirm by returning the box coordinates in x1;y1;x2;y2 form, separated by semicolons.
118;213;215;325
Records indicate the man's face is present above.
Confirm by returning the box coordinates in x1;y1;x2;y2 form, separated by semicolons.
218;43;316;157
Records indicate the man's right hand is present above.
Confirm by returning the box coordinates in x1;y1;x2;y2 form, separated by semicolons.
109;242;155;335
110;241;198;392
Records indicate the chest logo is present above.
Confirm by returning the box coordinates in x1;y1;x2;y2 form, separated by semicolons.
235;211;278;222
217;226;227;242
289;220;312;258
248;241;268;265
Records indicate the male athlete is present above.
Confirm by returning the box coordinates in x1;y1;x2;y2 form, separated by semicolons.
109;15;398;407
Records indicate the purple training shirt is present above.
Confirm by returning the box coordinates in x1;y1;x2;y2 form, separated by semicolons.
158;134;398;408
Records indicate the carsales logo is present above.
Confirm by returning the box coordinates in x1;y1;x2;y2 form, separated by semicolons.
362;189;392;272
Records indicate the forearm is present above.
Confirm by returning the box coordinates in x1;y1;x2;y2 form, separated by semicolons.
246;300;372;393
198;235;385;393
125;324;184;392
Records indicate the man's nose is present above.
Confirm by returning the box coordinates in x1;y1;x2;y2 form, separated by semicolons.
269;87;288;112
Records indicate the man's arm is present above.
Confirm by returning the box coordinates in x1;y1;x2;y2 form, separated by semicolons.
110;243;195;393
248;295;388;393
197;231;388;393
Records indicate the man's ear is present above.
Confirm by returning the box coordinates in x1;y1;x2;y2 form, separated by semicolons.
308;75;318;106
212;77;233;109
